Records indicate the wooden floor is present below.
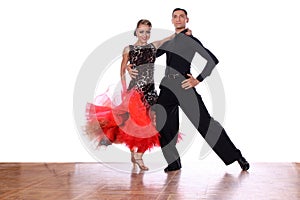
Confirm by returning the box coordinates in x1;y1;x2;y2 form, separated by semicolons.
0;162;299;200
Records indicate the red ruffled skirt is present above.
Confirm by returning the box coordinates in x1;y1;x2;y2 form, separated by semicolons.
85;89;160;152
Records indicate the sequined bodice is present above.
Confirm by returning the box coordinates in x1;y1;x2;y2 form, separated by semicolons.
127;43;158;106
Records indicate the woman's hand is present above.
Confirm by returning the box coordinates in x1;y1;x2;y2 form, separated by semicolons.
185;28;192;36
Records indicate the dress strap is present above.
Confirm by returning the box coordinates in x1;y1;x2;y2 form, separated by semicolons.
129;45;134;51
149;43;156;50
149;43;157;53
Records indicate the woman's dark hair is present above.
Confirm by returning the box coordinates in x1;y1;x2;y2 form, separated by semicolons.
134;19;152;36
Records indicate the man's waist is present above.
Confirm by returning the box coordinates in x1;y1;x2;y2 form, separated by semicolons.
165;73;191;80
165;73;180;79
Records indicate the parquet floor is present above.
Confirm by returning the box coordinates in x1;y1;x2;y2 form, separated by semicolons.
0;162;299;199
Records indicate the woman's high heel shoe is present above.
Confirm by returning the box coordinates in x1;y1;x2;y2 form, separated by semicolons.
132;152;149;170
131;153;149;171
134;158;149;170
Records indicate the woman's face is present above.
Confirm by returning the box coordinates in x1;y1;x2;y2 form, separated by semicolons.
136;24;151;44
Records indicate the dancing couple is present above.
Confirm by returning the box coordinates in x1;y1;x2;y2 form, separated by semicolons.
85;8;249;172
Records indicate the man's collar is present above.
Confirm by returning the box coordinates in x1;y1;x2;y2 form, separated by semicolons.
175;28;188;35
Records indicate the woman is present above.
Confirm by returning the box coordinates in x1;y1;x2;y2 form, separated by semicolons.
86;19;189;170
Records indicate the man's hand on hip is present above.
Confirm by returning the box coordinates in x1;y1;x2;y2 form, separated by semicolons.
126;64;138;79
181;74;200;89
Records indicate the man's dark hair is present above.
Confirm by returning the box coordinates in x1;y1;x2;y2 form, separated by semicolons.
172;8;188;16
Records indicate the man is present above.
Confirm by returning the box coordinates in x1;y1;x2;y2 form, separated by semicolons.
129;8;249;172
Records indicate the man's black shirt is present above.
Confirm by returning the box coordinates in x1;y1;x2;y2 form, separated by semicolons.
156;29;219;82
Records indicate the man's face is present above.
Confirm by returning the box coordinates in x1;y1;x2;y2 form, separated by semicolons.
172;10;188;29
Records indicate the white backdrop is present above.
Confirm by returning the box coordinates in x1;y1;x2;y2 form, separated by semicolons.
1;0;299;162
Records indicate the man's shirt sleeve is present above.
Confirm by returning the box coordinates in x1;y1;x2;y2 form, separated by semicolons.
156;42;167;57
192;36;219;82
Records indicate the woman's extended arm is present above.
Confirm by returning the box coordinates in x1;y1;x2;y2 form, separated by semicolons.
152;33;175;49
152;28;192;49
